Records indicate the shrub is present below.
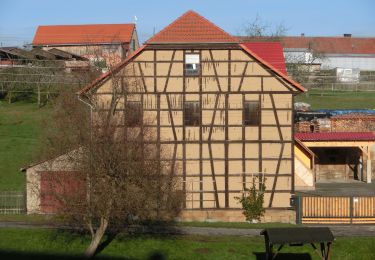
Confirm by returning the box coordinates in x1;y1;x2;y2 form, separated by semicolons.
235;177;266;222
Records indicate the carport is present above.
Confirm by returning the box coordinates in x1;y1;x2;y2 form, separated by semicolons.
295;132;375;183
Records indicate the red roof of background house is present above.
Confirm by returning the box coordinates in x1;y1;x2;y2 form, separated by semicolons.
146;10;238;44
242;42;287;75
295;132;375;141
240;36;375;55
32;24;135;45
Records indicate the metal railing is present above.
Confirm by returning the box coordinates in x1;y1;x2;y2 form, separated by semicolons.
0;191;26;214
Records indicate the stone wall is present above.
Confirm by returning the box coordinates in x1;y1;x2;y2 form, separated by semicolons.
179;209;296;223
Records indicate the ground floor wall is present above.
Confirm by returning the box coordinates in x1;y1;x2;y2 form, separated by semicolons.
179;209;296;223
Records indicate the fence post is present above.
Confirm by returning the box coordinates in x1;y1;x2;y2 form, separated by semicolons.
349;196;353;225
292;195;302;224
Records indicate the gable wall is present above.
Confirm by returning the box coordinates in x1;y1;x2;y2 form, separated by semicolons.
92;46;296;209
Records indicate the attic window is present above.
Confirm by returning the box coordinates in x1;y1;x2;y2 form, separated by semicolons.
244;101;260;126
185;54;200;76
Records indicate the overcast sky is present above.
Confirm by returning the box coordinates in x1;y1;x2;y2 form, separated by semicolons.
1;0;375;46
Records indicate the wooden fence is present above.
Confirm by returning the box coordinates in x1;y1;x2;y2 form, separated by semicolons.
295;196;375;224
0;191;26;214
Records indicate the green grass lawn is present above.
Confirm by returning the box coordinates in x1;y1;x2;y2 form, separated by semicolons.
0;228;374;259
0;101;51;191
295;90;375;110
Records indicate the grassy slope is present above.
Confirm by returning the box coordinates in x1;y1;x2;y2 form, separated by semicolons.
0;228;374;259
295;90;375;110
0;102;50;191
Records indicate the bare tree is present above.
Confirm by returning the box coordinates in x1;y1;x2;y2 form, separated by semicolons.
240;14;288;41
285;43;327;86
37;66;183;258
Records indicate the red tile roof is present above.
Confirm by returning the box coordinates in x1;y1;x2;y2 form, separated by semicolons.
242;42;288;75
240;44;305;92
295;132;375;141
32;24;135;45
146;10;238;44
240;36;375;55
79;11;305;94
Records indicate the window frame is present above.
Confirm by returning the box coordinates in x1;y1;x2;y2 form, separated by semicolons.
124;101;142;126
184;101;201;127
184;53;200;77
243;100;260;126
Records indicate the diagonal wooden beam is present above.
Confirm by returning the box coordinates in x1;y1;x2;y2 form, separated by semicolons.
268;143;285;207
209;50;222;92
269;94;283;141
208;140;220;208
137;62;148;93
163;50;176;92
208;94;219;140
166;95;177;141
238;62;249;92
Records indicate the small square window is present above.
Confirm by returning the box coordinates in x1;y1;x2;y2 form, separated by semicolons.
184;101;200;126
125;101;142;126
244;101;260;126
185;54;200;76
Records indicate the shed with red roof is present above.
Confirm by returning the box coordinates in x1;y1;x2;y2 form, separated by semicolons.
295;132;374;184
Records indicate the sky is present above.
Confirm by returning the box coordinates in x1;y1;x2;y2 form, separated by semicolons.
1;0;375;47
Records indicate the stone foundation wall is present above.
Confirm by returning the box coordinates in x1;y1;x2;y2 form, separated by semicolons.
179;209;296;224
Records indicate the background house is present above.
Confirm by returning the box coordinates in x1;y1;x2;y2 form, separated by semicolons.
240;34;375;71
32;24;139;69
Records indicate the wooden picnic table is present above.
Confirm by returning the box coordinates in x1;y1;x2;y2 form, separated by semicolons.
260;227;335;260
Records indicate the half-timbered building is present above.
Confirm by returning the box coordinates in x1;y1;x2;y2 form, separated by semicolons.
78;11;305;222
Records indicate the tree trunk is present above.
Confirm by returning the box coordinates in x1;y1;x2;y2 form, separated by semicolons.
84;217;108;258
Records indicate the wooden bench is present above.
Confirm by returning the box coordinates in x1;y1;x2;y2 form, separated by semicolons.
261;227;334;260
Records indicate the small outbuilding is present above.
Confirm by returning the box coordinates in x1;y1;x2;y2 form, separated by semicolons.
295;132;375;183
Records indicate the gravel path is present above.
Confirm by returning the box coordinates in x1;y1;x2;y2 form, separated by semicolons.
0;222;374;237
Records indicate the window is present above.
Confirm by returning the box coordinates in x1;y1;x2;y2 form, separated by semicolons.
125;101;142;126
185;54;200;76
131;39;136;51
244;101;260;126
184;101;200;126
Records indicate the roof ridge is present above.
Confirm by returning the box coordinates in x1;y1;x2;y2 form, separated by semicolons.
146;10;238;44
186;10;239;43
146;11;192;44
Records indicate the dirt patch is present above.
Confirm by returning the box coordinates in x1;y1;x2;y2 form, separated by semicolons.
194;248;211;254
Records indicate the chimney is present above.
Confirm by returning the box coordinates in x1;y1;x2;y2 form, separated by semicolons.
301;33;305;37
343;33;352;38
